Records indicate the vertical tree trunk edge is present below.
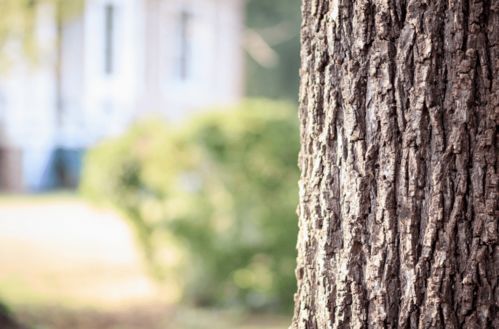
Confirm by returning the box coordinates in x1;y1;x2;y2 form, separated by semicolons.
292;0;497;328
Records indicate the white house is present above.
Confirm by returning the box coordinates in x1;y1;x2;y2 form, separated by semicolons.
0;0;244;192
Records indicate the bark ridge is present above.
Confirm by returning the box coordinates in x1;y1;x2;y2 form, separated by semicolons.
292;0;498;328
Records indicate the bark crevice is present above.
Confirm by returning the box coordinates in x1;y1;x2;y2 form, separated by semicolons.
292;0;498;328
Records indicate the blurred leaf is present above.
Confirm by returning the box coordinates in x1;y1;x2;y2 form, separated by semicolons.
0;0;83;70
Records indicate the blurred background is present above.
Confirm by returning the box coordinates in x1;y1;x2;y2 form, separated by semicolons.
0;0;301;328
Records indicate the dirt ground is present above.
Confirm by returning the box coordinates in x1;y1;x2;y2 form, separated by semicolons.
0;194;289;329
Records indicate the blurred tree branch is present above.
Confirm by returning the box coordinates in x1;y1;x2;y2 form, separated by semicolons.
244;0;301;101
243;29;279;68
243;23;299;68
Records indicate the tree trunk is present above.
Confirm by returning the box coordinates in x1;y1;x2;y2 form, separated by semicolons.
291;0;498;328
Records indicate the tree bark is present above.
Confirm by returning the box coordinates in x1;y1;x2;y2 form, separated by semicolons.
291;0;498;328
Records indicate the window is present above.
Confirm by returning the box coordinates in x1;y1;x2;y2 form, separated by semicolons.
176;10;192;80
0;91;5;123
104;4;115;75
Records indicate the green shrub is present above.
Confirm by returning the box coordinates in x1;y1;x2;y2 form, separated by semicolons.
80;100;300;312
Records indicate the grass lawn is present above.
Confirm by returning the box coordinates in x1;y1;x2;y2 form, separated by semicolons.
0;193;290;329
12;304;290;329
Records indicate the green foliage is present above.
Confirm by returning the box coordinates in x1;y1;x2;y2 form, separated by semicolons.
81;100;300;312
0;0;82;69
245;0;301;102
0;0;38;66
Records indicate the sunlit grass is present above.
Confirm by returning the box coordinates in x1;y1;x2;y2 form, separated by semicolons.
12;304;289;329
0;193;290;329
0;191;78;204
0;276;51;306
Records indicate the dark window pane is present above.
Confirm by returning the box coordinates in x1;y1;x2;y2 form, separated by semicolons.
104;4;114;75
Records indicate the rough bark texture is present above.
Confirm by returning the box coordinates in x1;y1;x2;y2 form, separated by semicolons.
291;0;498;328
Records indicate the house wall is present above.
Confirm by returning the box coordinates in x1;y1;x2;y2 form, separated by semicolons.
82;0;145;144
58;16;85;148
0;4;58;191
0;0;244;192
140;0;244;120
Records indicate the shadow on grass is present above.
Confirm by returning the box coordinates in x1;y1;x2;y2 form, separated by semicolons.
0;302;25;329
12;304;289;329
